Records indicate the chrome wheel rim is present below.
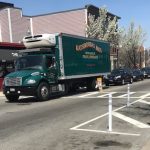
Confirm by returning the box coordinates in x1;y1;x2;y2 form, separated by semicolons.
41;86;48;98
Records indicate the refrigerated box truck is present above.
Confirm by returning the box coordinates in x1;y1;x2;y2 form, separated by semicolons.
3;33;110;101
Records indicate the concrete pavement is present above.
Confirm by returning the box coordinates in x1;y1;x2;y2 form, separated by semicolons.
0;90;149;150
141;139;150;150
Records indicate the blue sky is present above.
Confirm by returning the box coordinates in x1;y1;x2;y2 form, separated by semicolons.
3;0;150;48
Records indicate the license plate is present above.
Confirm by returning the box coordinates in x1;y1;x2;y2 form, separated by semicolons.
10;88;15;92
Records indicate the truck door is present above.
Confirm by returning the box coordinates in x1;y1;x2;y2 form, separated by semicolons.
46;56;57;83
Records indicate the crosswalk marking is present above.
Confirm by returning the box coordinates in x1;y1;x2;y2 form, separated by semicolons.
113;112;150;128
70;91;150;136
117;92;136;98
97;92;117;98
78;91;99;98
63;91;150;100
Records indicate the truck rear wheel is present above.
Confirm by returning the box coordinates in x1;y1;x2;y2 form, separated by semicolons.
37;82;50;101
87;78;97;91
5;94;19;102
64;83;69;95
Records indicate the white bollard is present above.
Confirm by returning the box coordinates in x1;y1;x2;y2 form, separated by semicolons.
127;84;130;106
108;94;112;132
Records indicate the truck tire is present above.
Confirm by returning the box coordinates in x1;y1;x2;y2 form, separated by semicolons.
37;82;50;101
5;94;19;102
64;83;69;95
87;78;97;91
105;82;109;86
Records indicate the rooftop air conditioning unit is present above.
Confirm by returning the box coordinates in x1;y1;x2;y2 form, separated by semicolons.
22;34;56;48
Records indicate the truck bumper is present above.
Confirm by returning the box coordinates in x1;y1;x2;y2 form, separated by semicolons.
3;86;37;96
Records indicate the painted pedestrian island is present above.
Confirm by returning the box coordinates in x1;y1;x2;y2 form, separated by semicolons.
70;94;150;137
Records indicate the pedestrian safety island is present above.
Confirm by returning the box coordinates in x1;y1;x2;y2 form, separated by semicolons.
70;84;150;136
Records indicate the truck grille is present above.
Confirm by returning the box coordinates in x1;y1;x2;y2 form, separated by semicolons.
5;77;22;86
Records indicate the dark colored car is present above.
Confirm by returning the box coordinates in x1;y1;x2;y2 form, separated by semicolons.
132;69;144;81
104;68;133;86
141;67;150;78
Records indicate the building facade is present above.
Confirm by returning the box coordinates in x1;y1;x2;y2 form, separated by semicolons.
0;2;120;70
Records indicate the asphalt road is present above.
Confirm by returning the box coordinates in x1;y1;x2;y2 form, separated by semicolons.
0;79;150;150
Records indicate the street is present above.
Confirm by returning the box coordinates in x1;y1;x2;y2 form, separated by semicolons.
0;79;150;150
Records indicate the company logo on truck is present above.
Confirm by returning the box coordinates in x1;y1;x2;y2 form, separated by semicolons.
76;42;102;53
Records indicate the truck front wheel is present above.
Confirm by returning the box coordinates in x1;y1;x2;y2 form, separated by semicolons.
5;94;19;102
37;82;50;101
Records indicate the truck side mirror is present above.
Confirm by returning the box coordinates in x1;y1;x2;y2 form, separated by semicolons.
52;57;56;67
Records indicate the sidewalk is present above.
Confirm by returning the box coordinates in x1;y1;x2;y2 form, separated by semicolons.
141;139;150;150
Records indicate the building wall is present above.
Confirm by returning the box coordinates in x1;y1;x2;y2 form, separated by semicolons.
0;8;30;43
0;9;10;42
32;9;86;36
10;8;30;42
0;4;120;71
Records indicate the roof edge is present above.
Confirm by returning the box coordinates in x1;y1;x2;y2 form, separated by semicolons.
30;7;86;18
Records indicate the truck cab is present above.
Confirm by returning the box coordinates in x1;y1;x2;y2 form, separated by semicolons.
3;34;61;102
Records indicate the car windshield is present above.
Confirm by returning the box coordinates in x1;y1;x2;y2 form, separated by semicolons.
111;69;124;75
141;67;150;73
133;70;139;74
15;55;44;70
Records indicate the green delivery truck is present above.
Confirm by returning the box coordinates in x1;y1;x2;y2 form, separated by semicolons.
3;33;110;101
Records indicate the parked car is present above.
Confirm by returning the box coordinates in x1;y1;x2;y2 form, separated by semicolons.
141;67;150;78
104;68;133;86
132;69;144;81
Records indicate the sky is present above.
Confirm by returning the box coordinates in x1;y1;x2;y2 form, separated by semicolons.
3;0;150;48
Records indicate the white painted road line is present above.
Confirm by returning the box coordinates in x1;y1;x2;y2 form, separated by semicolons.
97;92;117;98
70;112;109;130
71;128;140;136
64;91;150;99
138;99;150;105
78;91;99;98
140;92;150;98
70;93;150;132
112;112;150;128
77;96;144;99
71;94;150;129
117;92;135;98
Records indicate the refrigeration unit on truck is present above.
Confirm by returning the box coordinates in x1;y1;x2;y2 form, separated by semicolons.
3;33;110;102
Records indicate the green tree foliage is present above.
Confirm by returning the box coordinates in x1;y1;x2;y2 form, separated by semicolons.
86;7;120;46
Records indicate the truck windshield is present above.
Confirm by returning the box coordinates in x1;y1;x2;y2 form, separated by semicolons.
15;55;44;70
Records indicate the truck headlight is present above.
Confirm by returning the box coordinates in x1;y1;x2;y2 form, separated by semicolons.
27;79;36;84
31;72;40;76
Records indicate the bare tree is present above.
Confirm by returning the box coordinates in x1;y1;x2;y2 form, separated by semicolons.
119;22;146;68
86;8;146;69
